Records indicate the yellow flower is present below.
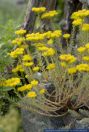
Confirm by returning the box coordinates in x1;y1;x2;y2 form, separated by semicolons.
22;55;32;61
63;33;70;39
82;56;89;61
37;46;49;51
68;67;77;74
51;30;62;38
31;80;38;86
9;48;24;58
43;31;52;38
39;88;46;94
23;62;34;67
12;65;24;73
5;78;20;87
33;67;40;72
77;46;86;53
59;54;76;63
17;84;32;92
26;33;45;42
42;48;55;57
35;43;45;47
71;9;89;19
46;63;55;70
72;19;83;26
85;43;89;49
82;24;89;31
76;64;89;72
12;37;25;45
47;39;54;45
27;91;37;98
32;7;46;13
15;29;26;35
41;10;58;19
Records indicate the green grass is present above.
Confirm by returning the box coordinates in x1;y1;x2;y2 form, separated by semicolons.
0;0;27;25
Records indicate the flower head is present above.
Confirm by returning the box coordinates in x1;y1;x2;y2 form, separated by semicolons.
59;54;76;64
46;63;55;70
63;33;70;39
15;29;26;35
31;80;38;87
9;48;24;58
76;64;89;72
12;65;24;73
72;19;83;26
32;7;46;13
41;10;58;19
18;84;32;92
27;91;37;98
22;54;32;61
68;67;77;74
82;24;89;31
33;67;40;72
5;78;20;87
39;88;46;94
77;46;86;53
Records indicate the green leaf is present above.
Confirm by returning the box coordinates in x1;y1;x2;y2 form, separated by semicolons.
0;86;14;92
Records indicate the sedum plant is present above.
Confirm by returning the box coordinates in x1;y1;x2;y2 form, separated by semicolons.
1;7;89;117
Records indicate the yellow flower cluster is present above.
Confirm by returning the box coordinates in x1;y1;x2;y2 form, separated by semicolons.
50;30;62;38
82;24;89;31
32;7;46;13
37;46;49;51
42;48;55;57
27;91;37;98
33;66;40;72
71;9;89;19
12;65;24;73
41;10;58;19
18;84;32;92
46;63;55;70
68;63;89;74
27;88;46;98
47;39;54;45
71;9;89;26
26;32;45;41
31;80;38;87
23;62;34;67
12;37;25;45
39;88;46;94
9;48;24;58
77;43;89;53
59;54;76;64
85;43;89;49
22;54;32;61
68;67;77;74
5;78;20;87
26;30;62;42
63;33;70;39
15;29;26;35
82;56;89;61
76;64;89;72
22;54;33;67
77;46;86;53
72;18;83;26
